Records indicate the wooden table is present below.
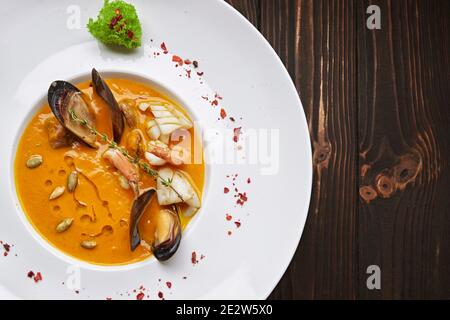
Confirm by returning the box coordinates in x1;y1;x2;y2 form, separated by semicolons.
226;0;450;299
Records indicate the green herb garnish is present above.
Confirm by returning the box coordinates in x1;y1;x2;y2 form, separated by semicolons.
87;0;142;49
68;109;184;201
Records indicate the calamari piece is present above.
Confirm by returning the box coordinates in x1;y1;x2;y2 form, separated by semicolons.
140;102;193;142
146;119;161;140
156;168;201;217
156;168;193;205
103;149;139;195
138;102;150;112
145;152;166;166
159;133;170;145
178;171;201;217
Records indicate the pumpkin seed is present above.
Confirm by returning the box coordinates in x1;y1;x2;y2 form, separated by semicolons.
80;240;97;249
67;171;78;193
56;218;73;233
118;175;130;190
49;186;65;200
26;155;43;169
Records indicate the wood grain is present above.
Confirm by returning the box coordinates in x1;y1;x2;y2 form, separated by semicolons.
228;0;358;299
357;0;450;299
227;0;450;299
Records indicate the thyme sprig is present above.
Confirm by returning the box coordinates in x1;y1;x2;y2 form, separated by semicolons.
69;109;184;201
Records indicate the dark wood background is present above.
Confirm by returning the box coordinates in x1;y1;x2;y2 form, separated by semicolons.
226;0;450;299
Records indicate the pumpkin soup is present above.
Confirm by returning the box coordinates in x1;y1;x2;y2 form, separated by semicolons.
15;70;204;265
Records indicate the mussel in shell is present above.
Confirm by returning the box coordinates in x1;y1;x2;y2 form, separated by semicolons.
126;129;146;158
48;81;97;148
92;68;124;144
152;207;182;261
130;188;156;251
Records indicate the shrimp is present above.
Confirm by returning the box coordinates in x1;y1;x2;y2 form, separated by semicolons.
103;148;140;196
145;140;190;166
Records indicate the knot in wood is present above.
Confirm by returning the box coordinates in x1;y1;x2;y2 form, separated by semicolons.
313;143;331;165
359;185;378;202
375;173;395;198
394;152;421;187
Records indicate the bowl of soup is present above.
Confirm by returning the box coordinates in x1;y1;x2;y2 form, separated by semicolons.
15;69;205;265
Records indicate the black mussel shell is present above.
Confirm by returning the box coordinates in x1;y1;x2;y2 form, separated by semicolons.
152;207;182;261
48;81;97;148
91;68;124;144
130;188;156;251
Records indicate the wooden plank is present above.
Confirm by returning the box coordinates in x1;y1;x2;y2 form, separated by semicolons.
227;0;359;299
356;0;450;299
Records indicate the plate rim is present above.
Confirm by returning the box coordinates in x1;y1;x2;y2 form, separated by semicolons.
218;0;313;299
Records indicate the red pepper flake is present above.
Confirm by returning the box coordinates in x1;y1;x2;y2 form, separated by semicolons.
158;291;164;300
247;178;251;184
229;117;235;122
233;127;242;143
136;292;145;300
186;69;191;78
193;61;199;68
235;221;241;228
197;71;204;76
201;95;209;101
115;9;121;15
27;271;35;278
227;231;232;236
184;59;191;65
172;55;183;66
106;297;112;300
33;272;43;283
236;192;248;206
109;14;123;29
215;93;223;100
191;251;198;265
166;281;172;289
182;276;187;280
220;108;227;119
126;29;134;39
160;42;168;54
211;99;219;107
224;187;230;194
226;214;232;221
2;243;11;257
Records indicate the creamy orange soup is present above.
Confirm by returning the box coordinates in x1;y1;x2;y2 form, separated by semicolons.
15;78;204;265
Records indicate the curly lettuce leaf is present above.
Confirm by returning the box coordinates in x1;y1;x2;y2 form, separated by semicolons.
87;0;142;49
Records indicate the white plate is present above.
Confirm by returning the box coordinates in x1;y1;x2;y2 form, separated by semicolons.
0;0;311;299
